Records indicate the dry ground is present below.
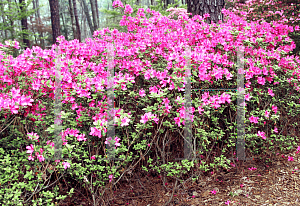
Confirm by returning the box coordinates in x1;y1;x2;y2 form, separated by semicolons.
58;145;300;206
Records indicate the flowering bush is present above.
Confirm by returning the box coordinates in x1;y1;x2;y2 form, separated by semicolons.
0;1;300;204
166;7;191;20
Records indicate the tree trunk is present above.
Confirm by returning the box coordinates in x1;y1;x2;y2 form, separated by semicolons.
79;0;94;36
61;9;68;40
36;0;45;49
72;0;81;42
187;0;225;25
0;0;8;39
49;0;61;44
80;2;84;39
83;15;87;40
89;0;98;31
8;0;15;39
19;0;30;48
95;0;99;26
68;0;76;39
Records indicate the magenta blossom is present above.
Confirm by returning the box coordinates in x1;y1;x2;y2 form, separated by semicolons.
62;161;71;170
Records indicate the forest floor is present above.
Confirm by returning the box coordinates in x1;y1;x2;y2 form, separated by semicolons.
58;138;300;206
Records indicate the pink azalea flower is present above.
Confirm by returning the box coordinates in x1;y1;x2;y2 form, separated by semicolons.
77;134;87;142
248;167;257;171
257;76;265;85
257;131;266;139
198;106;204;115
264;110;270;118
62;161;71;170
28;155;35;161
268;88;275;97
211;189;217;195
288;156;294;161
26;144;34;154
124;4;133;14
272;105;278;114
112;0;124;8
174;116;181;127
273;127;278;133
245;93;252;101
249;115;259;123
121;116;130;127
109;174;114;182
91;155;96;160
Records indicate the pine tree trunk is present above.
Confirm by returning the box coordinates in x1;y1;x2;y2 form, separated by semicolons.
61;10;68;40
68;0;76;39
72;0;81;42
95;0;99;26
8;0;15;39
186;0;225;25
0;0;8;39
19;0;30;48
79;0;94;35
35;0;45;49
89;0;98;31
49;0;61;44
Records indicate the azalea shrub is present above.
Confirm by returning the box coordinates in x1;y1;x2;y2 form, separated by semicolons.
0;1;300;205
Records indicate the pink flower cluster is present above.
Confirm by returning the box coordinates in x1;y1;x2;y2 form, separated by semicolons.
112;0;124;8
1;0;300;173
105;136;121;149
166;7;191;19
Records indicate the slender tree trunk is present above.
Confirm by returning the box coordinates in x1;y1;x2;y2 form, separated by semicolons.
186;0;225;25
80;3;84;40
36;0;45;49
49;0;61;44
68;0;76;39
61;10;68;40
95;0;99;26
79;0;94;35
83;15;87;40
19;0;30;48
32;0;37;45
89;0;98;31
72;0;81;42
8;0;15;39
30;16;38;45
0;1;8;39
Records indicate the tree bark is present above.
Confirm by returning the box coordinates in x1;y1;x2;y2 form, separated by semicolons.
35;0;45;49
68;0;76;39
8;0;15;39
79;0;94;35
187;0;225;25
72;0;81;42
49;0;61;44
95;0;99;26
19;0;30;48
61;9;68;40
89;0;98;31
0;0;8;39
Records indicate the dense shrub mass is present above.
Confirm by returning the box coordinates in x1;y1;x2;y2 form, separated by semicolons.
0;2;300;205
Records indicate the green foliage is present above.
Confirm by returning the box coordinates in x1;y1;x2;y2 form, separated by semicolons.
0;0;36;51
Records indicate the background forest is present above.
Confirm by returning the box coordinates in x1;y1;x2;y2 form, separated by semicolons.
0;0;299;56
